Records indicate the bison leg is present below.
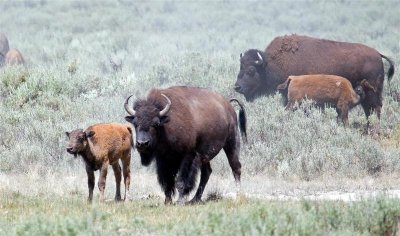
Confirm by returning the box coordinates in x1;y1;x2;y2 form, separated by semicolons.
189;161;212;204
223;135;242;192
85;164;95;203
285;101;295;111
337;106;349;127
112;162;122;201
156;157;178;205
98;160;109;203
121;153;131;201
176;153;200;205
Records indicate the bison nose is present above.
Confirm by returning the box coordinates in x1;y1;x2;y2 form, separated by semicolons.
136;140;150;149
234;85;241;92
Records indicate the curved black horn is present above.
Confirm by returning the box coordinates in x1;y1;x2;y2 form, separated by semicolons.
159;94;171;116
124;95;136;116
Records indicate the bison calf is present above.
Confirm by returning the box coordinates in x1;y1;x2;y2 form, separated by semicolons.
277;74;375;126
5;48;25;66
66;123;133;202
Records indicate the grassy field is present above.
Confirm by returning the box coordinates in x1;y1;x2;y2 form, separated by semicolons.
2;193;400;235
0;0;400;234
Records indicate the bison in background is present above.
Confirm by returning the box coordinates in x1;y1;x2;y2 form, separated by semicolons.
277;75;375;126
66;123;133;202
235;34;395;120
0;33;9;66
5;48;25;66
124;86;247;205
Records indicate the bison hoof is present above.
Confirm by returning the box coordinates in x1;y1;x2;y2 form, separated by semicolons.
164;198;173;205
115;197;122;202
188;198;203;205
176;198;187;206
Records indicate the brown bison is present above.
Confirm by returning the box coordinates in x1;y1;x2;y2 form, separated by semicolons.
65;123;133;202
235;34;395;119
5;48;25;66
277;75;376;126
124;86;247;205
0;33;9;66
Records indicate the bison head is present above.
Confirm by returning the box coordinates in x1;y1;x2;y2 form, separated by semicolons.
124;94;171;166
234;49;268;102
354;85;365;101
65;129;95;157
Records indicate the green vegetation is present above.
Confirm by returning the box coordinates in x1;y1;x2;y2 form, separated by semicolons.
1;194;400;235
0;0;399;234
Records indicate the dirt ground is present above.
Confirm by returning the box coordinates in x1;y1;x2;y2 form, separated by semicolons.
2;170;400;202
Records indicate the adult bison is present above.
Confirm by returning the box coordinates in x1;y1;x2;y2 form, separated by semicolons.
124;86;247;205
234;34;395;119
0;33;9;66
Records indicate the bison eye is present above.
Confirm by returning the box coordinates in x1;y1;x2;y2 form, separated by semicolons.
246;68;256;76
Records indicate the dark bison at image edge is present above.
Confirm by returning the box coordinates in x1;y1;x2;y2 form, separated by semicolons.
235;34;395;119
0;32;9;66
124;86;247;205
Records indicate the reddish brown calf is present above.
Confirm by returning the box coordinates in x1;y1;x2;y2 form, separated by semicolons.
66;123;133;202
277;74;375;126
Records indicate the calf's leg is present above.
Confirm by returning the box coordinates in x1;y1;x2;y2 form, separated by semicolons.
121;153;131;201
112;162;122;201
98;160;109;202
85;164;95;203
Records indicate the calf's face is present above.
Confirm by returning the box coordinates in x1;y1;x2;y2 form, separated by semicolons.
65;129;95;157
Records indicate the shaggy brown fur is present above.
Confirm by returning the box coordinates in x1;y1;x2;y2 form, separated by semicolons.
277;75;375;126
5;48;25;66
0;33;9;65
124;86;247;205
66;123;133;202
235;34;395;120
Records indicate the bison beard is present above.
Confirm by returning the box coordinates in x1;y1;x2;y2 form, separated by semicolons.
125;86;247;205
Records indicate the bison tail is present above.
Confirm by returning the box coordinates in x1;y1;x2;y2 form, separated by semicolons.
380;53;395;82
229;98;247;143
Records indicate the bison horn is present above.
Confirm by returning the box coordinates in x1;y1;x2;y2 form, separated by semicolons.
124;95;136;116
256;52;263;62
159;94;171;116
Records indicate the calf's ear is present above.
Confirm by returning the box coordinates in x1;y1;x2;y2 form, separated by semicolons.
86;131;95;138
65;131;70;138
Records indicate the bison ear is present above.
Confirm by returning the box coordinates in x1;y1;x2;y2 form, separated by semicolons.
125;116;135;124
240;53;243;58
159;116;169;126
65;132;70;138
86;131;95;138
